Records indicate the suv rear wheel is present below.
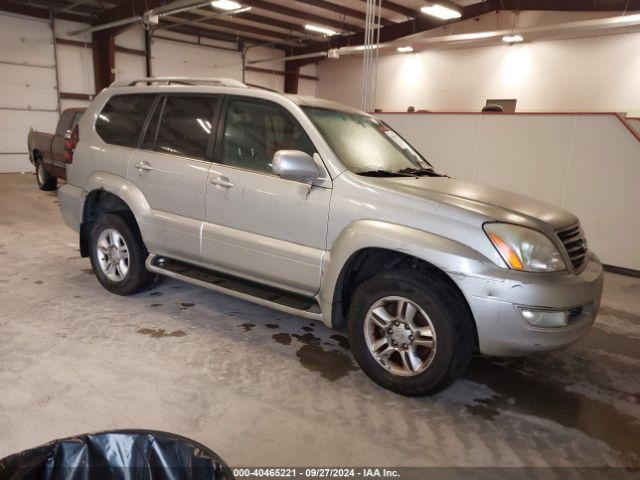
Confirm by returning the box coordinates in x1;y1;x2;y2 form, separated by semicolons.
35;158;57;191
348;269;475;396
88;213;155;295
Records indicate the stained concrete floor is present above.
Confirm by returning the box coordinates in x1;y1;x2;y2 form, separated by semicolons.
0;172;639;469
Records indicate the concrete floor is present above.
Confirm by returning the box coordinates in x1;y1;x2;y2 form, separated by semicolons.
0;172;639;468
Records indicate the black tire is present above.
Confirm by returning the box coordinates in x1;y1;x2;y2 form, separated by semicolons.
35;157;57;191
88;213;155;295
348;268;475;396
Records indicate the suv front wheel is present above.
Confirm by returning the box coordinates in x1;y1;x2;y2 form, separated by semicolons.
348;269;475;396
88;213;155;295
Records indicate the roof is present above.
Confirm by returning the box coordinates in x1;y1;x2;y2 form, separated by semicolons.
107;76;365;115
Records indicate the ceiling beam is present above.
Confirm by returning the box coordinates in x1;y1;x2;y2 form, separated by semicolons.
498;0;640;10
293;1;493;56
291;0;640;63
163;18;295;50
164;13;302;41
57;1;90;13
165;7;309;37
361;0;416;18
157;25;240;45
181;12;333;50
291;0;394;25
235;11;311;33
94;0;159;27
0;0;92;22
240;0;365;33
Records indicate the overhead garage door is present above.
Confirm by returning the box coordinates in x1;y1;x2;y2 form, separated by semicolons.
151;36;242;80
0;12;61;173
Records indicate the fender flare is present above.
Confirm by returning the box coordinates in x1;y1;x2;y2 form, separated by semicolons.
83;172;151;223
319;220;497;327
80;172;152;253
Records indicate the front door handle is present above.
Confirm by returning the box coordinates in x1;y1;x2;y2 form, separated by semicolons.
135;161;154;172
210;176;234;188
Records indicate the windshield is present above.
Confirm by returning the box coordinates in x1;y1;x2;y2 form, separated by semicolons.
303;107;432;175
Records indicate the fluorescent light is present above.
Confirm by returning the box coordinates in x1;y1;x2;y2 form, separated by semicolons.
305;24;338;36
502;34;524;43
211;0;242;10
397;46;414;53
420;4;461;20
618;13;640;23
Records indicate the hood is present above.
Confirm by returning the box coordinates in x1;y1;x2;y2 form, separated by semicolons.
381;176;578;230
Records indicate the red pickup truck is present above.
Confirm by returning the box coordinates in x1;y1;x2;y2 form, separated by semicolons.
28;108;84;190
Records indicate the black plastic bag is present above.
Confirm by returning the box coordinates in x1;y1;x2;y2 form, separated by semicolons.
0;430;234;480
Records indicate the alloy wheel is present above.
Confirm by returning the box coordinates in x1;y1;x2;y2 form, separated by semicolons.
96;228;130;282
364;296;437;377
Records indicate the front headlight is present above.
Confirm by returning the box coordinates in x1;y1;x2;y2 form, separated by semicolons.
484;223;567;272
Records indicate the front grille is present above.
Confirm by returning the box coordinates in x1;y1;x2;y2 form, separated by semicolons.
556;223;588;270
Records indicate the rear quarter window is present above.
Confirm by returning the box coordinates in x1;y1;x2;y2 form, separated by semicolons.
95;94;156;148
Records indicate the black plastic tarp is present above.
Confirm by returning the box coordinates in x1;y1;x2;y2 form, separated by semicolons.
0;430;234;480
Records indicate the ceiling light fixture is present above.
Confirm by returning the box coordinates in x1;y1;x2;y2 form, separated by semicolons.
305;24;338;36
502;34;524;43
420;4;461;20
397;46;414;53
211;0;242;10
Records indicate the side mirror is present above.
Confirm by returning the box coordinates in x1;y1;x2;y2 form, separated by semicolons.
272;150;320;184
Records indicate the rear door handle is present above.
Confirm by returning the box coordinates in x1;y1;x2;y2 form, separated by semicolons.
210;176;234;188
135;161;154;172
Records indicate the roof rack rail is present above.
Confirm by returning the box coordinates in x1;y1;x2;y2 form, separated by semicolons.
109;77;248;88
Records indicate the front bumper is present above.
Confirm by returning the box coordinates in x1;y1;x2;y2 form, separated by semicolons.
451;252;604;356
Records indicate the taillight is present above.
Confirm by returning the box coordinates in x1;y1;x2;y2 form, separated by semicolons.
64;124;79;163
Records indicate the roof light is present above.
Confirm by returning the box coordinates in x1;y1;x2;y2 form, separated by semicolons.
305;24;338;36
420;4;461;20
397;46;414;53
502;34;524;43
211;0;242;10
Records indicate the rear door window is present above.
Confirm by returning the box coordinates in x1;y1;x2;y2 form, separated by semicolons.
96;94;156;148
153;95;219;161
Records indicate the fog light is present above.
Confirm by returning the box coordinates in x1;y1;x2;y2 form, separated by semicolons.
520;308;568;328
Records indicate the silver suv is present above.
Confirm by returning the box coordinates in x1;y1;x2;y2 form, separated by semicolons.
58;77;603;395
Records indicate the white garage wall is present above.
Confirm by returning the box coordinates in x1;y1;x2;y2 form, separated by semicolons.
113;25;146;80
245;46;284;91
318;30;640;113
55;19;95;112
0;13;94;173
115;26;243;80
377;112;640;271
0;13;58;173
113;27;319;95
299;63;318;97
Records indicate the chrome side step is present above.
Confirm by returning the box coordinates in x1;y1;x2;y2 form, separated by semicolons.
145;254;323;321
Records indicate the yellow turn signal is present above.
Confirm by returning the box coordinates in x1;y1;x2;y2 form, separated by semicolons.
488;232;524;270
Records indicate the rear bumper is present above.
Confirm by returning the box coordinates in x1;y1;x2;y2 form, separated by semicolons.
451;252;604;356
58;184;84;233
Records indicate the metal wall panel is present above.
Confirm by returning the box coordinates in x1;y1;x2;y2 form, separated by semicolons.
0;13;58;173
0;15;95;173
151;37;242;80
377;112;640;270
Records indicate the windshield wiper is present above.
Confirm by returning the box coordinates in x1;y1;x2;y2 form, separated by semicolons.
357;169;416;178
396;167;442;177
